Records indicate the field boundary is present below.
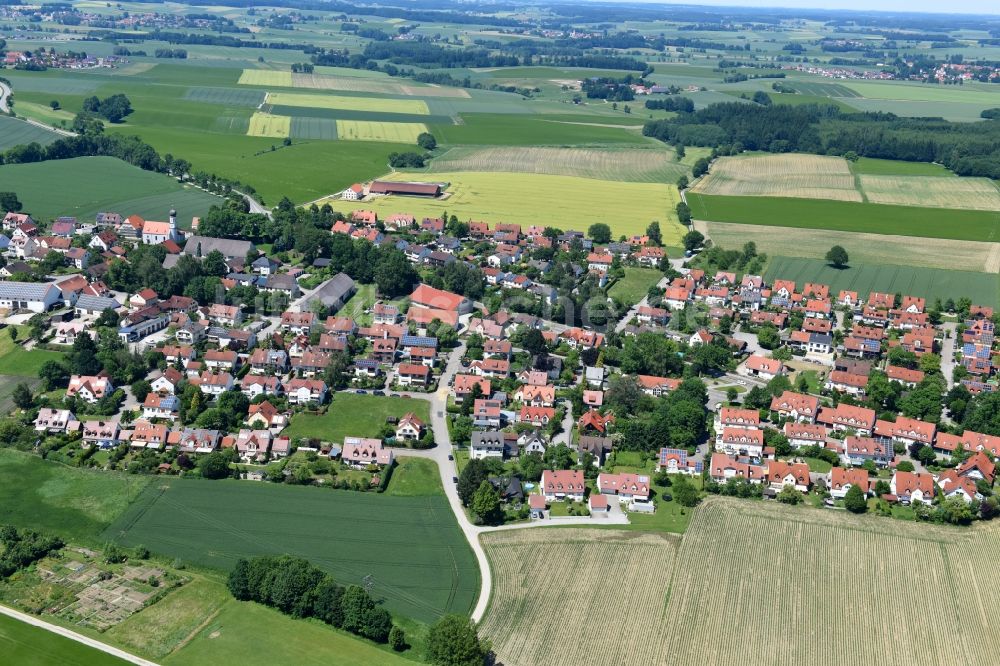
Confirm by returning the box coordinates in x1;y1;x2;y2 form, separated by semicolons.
0;604;157;666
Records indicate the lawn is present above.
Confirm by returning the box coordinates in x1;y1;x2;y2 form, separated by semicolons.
0;449;149;543
102;477;478;623
764;255;999;308
688;193;1000;243
385;457;443;497
609;267;663;306
0;613;128;666
342;171;682;242
164;597;416;666
0;157;222;224
284;393;431;443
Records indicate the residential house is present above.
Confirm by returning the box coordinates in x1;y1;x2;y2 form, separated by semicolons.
541;469;585;502
66;375;114;403
657;448;704;475
828;467;870;499
784;422;827;449
342;437;393;468
844;436;894;467
395;413;425;441
286;378;327;405
597;472;650;502
818;404;876;436
739;355;784;380
142;393;180;420
82;419;119;449
34;408;77;433
717;427;765;458
890;471;935;505
770;391;819;423
709;453;766;485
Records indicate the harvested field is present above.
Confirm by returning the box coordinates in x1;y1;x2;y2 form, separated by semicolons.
335;119;427;143
698;220;1000;273
425;146;688;182
291;73;470;98
237;69;293;87
859;174;1000;211
246;112;291;138
690;153;861;202
480;529;679;666
664;498;1000;665
266;92;429;115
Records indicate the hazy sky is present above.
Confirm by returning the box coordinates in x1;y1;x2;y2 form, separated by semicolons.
629;0;1000;15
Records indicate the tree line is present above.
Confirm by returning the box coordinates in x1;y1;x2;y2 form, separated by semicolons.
643;101;1000;179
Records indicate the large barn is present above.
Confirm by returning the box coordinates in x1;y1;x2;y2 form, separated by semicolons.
368;181;445;197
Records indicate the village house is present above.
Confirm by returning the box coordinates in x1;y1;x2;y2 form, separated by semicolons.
541;469;585;502
142;393;180;420
454;374;491;403
246;401;289;431
739;355;785;381
34;408;78;434
397;363;432;388
843;436;894;467
890;471;935;505
770;391;819;422
471;431;517;460
395;413;425;441
82;419;120;449
709;453;766;485
66;375;114;403
657;448;703;475
342;437;393;468
828;467;871;499
597;472;651;503
818;404;876;436
241;375;284;400
234;429;273;462
784;422;827;449
765;460;811;493
286;378;327;404
716;427;765;459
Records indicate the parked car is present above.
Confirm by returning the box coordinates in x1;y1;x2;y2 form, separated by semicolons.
452;476;459;484
448;454;454;461
373;390;385;396
355;389;366;394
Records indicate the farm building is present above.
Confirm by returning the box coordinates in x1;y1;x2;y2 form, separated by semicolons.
369;181;445;198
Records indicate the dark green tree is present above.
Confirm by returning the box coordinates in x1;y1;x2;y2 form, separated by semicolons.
825;245;849;268
426;614;489;666
844;484;867;513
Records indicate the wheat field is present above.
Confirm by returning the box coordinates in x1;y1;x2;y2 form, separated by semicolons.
859;174;1000;211
237;69;293;87
691;153;862;201
426;146;689;182
480;528;680;666
664;498;1000;665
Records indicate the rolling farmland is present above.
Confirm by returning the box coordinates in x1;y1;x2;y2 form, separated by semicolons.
103;476;478;624
345;171;682;241
0;115;61;151
246;112;291;138
691;154;861;202
480;529;679;666
764;255;999;307
663;498;1000;665
858;174;1000;211
335;119;428;143
424;146;691;182
0;613;129;666
237;69;293;87
266;92;430;115
687;193;1000;242
699;220;1000;273
0;157;222;224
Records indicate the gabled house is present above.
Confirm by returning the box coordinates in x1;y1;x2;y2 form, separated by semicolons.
541;469;585;502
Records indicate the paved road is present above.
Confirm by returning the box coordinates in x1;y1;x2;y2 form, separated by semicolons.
940;322;957;389
0;81;11;113
0;603;159;666
233;189;271;218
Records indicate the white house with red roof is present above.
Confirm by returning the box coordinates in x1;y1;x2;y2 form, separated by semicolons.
770;391;819;422
342;437;393;468
890;471;935;505
739;354;784;380
716;427;764;458
409;284;472;315
66;375;114;403
783;422;826;449
766;460;811;492
828;467;871;499
709;453;765;485
818;404;876;436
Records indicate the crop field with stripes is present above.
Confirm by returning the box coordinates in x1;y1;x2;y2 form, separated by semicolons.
237;69;292;87
690;153;861;201
103;477;479;624
0;115;60;151
246;112;291;138
663;498;1000;665
480;529;679;666
424;146;692;182
858;174;1000;211
335;119;427;143
266;92;430;115
184;87;266;107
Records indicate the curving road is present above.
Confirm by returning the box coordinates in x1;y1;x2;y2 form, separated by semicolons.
0;603;158;666
0;81;10;113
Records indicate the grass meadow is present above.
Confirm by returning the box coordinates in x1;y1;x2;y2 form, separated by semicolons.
0;448;149;543
0;613;129;666
284;393;430;442
429;113;651;146
687;192;1000;243
764;255;999;308
0;157;222;224
608;267;663;305
267;92;430;115
102;476;478;623
663;498;1000;664
347;171;682;242
480;529;680;666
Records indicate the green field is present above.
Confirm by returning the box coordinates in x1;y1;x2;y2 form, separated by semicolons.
0;115;61;150
609;267;663;305
0;157;222;224
0;449;149;543
430;113;651;146
688;193;1000;243
849;157;955;176
284;393;431;443
764;255;999;308
339;171;682;242
267;92;430;115
384;457;443;497
164;597;415;666
335;119;428;143
0;613;129;666
103;476;477;623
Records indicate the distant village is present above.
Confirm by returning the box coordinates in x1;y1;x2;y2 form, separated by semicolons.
1;183;998;525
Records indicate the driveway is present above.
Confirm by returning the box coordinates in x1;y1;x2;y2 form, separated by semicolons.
940;322;957;389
